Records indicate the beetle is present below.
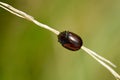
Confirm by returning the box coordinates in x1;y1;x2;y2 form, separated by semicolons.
58;31;83;51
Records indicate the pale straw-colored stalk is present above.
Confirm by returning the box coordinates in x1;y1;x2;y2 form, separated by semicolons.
81;46;120;80
0;1;120;80
0;1;59;35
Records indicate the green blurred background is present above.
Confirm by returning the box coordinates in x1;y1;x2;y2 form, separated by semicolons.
0;0;120;80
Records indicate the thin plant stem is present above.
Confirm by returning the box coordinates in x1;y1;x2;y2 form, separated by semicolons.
82;46;116;68
81;46;120;80
0;1;60;35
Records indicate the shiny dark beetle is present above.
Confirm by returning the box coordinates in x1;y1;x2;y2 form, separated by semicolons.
58;31;83;51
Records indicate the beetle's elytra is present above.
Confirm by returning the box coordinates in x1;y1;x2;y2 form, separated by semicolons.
58;31;83;51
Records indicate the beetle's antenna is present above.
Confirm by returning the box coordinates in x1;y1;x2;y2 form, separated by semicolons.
0;1;60;35
81;46;120;80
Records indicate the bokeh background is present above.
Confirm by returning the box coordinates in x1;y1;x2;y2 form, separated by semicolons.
0;0;120;80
